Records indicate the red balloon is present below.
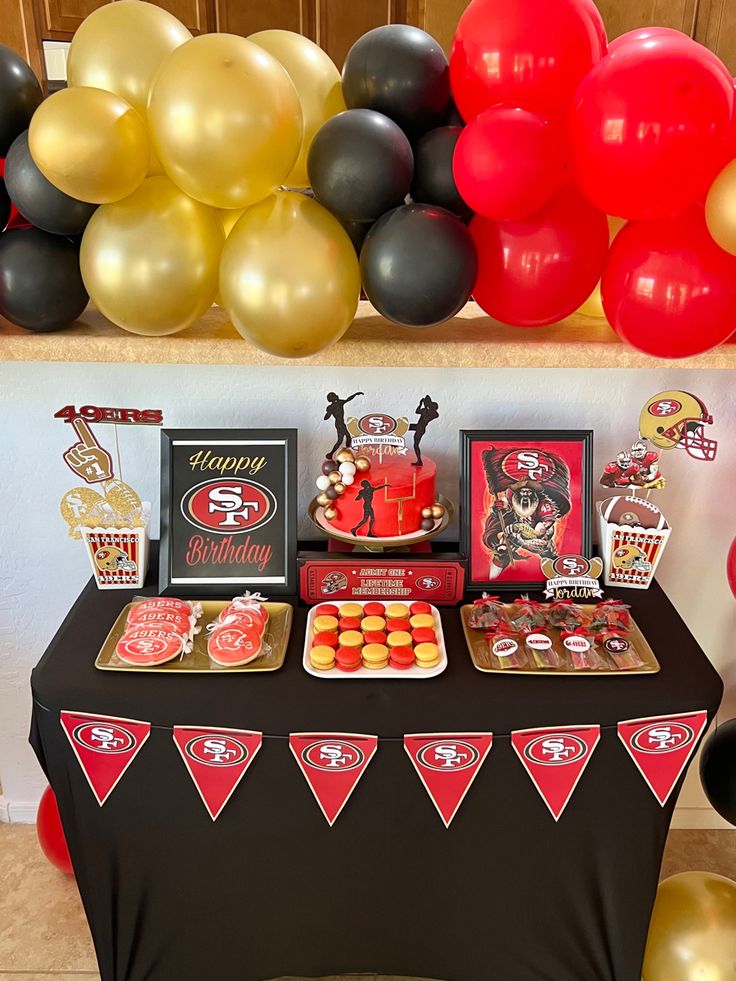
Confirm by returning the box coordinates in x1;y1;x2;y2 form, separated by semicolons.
571;34;734;220
471;185;609;327
601;204;736;358
449;0;607;122
728;536;736;599
453;106;567;220
607;27;688;53
37;786;73;875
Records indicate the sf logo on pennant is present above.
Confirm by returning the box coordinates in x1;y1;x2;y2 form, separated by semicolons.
631;722;694;753
416;741;480;771
523;734;588;765
72;722;136;754
301;740;365;771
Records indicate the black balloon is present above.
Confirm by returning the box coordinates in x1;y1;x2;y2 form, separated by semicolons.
342;25;449;137
0;227;88;331
0;44;42;156
700;718;736;826
308;109;413;222
442;98;464;127
5;132;98;235
360;203;477;327
0;177;10;232
411;126;471;219
341;218;373;255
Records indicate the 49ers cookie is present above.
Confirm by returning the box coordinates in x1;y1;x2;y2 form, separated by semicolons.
128;597;199;623
208;625;262;667
126;606;195;636
116;627;188;666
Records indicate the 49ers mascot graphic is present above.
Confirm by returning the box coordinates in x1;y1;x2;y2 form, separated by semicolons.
481;448;572;580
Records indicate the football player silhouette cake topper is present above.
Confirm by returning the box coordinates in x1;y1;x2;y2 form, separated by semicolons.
55;403;156;589
311;393;449;547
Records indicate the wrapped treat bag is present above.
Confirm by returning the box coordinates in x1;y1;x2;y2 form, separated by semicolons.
522;628;561;670
115;625;193;667
485;624;528;671
127;597;201;640
511;598;546;633
207;592;271;668
598;629;644;671
547;599;588;633
468;594;510;631
560;628;606;671
588;599;632;633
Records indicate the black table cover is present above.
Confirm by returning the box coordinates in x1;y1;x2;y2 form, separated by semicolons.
30;546;723;981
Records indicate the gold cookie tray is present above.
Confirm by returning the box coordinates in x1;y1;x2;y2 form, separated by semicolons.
460;604;660;676
96;600;293;673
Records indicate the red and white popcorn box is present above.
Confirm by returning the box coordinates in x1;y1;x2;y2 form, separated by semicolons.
598;496;670;590
81;525;150;590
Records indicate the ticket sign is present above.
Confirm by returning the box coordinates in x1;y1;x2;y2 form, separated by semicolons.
160;429;297;595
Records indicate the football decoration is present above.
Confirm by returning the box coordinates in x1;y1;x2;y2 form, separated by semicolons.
599;496;668;532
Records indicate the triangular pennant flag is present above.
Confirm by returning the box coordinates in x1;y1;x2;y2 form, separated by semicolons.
60;711;151;806
404;733;493;828
289;732;377;826
618;710;709;806
173;726;263;821
511;724;600;821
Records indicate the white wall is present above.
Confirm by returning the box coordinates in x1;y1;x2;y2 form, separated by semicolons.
1;361;734;823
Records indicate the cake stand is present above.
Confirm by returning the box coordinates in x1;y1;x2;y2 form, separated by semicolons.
308;494;454;552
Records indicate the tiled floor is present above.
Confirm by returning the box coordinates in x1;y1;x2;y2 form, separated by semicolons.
2;824;735;981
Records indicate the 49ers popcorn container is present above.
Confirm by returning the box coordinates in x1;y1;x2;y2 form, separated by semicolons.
598;496;671;590
81;523;150;590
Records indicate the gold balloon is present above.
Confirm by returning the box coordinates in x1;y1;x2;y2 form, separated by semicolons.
148;34;303;209
576;216;627;317
29;87;149;204
643;871;736;981
218;209;247;237
220;191;360;357
80;176;224;336
706;159;736;255
249;30;345;189
67;0;191;117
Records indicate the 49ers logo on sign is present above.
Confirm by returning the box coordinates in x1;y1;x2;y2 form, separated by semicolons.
618;711;708;806
417;575;442;591
185;735;249;766
358;414;396;436
501;449;556;482
290;733;378;826
173;727;262;820
61;712;151;806
181;478;277;535
417;740;480;771
648;399;682;417
523;734;588;766
552;555;591;578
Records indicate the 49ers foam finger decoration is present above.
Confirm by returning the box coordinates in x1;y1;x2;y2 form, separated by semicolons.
60;711;151;806
404;734;493;827
639;391;717;462
173;727;262;821
618;711;709;806
55;404;163;427
511;725;600;821
289;733;378;826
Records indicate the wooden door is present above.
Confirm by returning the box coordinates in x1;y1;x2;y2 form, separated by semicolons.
39;0;107;39
594;0;697;41
214;0;314;41
694;0;736;73
0;0;46;81
153;0;209;33
406;0;468;53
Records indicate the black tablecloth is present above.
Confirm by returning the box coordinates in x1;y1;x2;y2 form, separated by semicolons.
30;546;723;981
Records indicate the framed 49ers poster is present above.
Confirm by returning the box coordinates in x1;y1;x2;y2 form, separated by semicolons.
160;429;297;595
460;430;594;591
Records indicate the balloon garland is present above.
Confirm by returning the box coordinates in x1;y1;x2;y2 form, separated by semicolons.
2;1;736;356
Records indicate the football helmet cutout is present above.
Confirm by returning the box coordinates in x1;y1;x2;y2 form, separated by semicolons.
639;391;716;461
611;544;651;573
94;545;136;572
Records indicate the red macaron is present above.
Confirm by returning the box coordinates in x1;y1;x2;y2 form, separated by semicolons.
386;618;411;633
312;631;339;649
410;601;432;616
412;627;436;645
315;604;340;618
362;630;387;646
363;602;386;617
389;645;415;669
335;647;362;672
338;616;362;632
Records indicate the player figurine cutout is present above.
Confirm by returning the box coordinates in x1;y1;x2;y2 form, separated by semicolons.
409;395;439;466
324;391;364;457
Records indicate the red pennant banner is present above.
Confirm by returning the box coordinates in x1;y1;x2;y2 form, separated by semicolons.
618;710;708;806
404;733;493;827
173;726;263;821
289;732;377;826
511;725;600;821
60;711;151;806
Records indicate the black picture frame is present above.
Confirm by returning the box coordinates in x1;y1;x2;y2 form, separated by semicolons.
460;429;594;592
159;428;297;596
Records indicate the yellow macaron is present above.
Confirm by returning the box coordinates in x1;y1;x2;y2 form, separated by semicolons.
361;615;386;632
338;630;364;649
313;615;339;634
339;603;364;619
386;603;410;620
361;643;389;669
414;642;440;668
386;631;412;648
409;613;435;630
310;645;336;670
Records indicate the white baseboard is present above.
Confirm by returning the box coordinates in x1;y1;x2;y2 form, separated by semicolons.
0;796;39;824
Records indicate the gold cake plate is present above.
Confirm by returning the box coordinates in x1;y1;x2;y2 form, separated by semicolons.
96;600;293;673
308;494;454;551
460;603;660;676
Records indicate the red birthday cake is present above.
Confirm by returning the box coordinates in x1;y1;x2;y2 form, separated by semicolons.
312;395;446;539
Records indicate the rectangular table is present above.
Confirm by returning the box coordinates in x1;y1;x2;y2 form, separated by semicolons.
30;546;723;981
